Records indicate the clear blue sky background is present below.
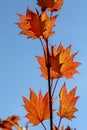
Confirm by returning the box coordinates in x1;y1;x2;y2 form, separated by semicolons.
0;0;87;130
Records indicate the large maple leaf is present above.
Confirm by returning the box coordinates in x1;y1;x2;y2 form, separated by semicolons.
37;0;64;12
57;83;79;120
0;115;21;130
22;89;55;126
36;43;81;79
17;8;57;39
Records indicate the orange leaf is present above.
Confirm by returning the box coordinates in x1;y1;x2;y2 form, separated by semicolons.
17;8;57;39
0;115;20;130
53;125;64;130
22;89;55;126
65;126;72;130
48;0;64;12
36;43;81;79
37;0;54;10
37;0;64;12
57;83;79;120
53;125;58;130
65;126;76;130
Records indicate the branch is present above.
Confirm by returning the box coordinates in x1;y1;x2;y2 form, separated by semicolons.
45;39;53;130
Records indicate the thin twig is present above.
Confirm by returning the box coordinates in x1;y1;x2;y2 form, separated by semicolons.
45;39;53;130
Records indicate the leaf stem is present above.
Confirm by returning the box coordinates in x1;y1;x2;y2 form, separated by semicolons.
25;123;28;130
45;39;53;130
50;12;53;18
39;38;47;64
41;122;47;130
50;79;53;89
40;38;44;53
58;118;62;129
52;79;59;97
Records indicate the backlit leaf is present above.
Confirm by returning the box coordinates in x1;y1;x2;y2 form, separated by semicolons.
0;116;21;130
36;43;81;79
53;125;64;130
17;8;57;39
22;89;55;126
57;83;79;120
37;0;64;12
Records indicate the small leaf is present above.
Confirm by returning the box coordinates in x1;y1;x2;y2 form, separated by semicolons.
57;83;79;120
53;125;64;130
37;0;64;12
0;115;21;130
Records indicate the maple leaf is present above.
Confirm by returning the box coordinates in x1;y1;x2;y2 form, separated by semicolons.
22;89;55;126
57;83;79;120
17;8;57;39
37;0;64;12
0;115;21;130
36;43;81;79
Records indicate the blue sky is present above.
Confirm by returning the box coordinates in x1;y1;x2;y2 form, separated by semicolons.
0;0;87;130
